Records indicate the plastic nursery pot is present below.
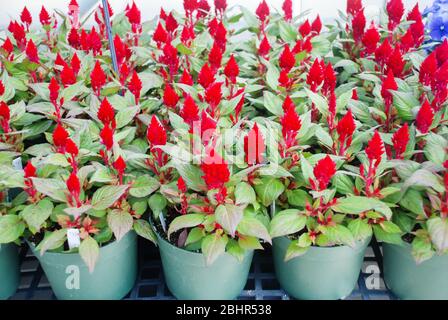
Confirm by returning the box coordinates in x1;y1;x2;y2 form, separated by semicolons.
272;236;371;300
0;243;20;299
383;242;448;300
29;231;138;300
157;233;254;300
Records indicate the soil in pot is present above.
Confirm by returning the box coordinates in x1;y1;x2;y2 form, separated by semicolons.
0;243;20;299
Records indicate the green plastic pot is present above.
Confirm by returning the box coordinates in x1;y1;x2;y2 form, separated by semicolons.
157;234;253;300
29;231;137;300
0;243;20;299
383;242;448;300
272;236;370;300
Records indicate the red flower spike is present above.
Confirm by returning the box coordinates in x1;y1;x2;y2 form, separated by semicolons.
366;131;385;163
49;77;60;104
128;71;142;104
386;45;405;77
201;150;230;190
282;0;293;22
407;4;424;47
181;95;200;126
200;110;217;145
197;0;210;18
163;84;180;109
55;53;67;68
184;0;199;15
160;42;179;75
0;81;4;96
114;35;131;66
39;6;51;26
299;20;311;38
381;70;398;110
306;59;324;91
279;44;296;72
313;155;336;191
205;82;223;108
180;69;194;86
281;100;301;149
224;55;239;84
214;0;227;13
178;176;187;193
435;39;448;66
258;35;271;57
71;53;81;75
328;90;336;121
400;29;415;53
181;25;195;45
165;13;178;33
100;125;114;150
362;22;380;55
0;102;10;133
24;161;36;178
90;61;106;95
256;0;270;22
153;22;168;44
244;123;266;165
278;70;291;88
198;63;216;88
60;65;77;87
209;18;219;36
25;39;39;64
213;21;227;51
208;41;223;70
88;27;102;55
21;6;32;27
113;156;126;179
53;124;69;148
303;37;313;52
2;38;14;56
126;1;141;26
415;99;434;134
347;0;363;16
97;98;115;127
322;63;337;95
311;15;322;34
392;123;409;159
352;88;358;100
419;53;438;86
352;9;366;43
147;116;167;147
159;8;167;20
282;96;295;112
65;138;79;157
336;109;356;146
67;28;80;48
375;39;393;66
386;0;404;31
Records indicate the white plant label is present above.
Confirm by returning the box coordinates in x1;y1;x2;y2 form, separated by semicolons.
67;228;81;250
159;212;167;233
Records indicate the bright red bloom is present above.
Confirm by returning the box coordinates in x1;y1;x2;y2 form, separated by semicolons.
126;1;141;26
407;4;424;47
375;39;393;66
180;69;194;86
381;70;398;109
201;150;230;190
160;42;179;75
347;0;363;16
366;131;385;163
25;39;39;63
435;39;448;66
386;45;405;77
256;0;270;22
244;123;265;165
184;0;199;14
224;55;239;83
181;25;195;45
60;65;77;87
0;102;10;133
400;28;415;53
419;53;438;86
114;35;131;66
281;100;301;149
100;125;114;150
205;82;223;110
90;61;106;95
2;38;14;56
80;29;90;51
9;22;26;49
311;15;322;34
197;0;210;18
20;6;32;27
198;63;216;88
282;96;295;112
163;84;179;109
282;0;293;22
258;35;271;57
415;99;434;134
39;6;51;26
392;123;409;159
49;77;60;104
97;98;115;127
68;28;80;48
208;41;223;70
214;0;227;13
113;156;126;177
306;59;324;91
24;161;36;178
88;27;102;55
213;21;227;51
71;53;81;75
313;155;336;190
299;20;311;38
153;22;168;44
200;110;217;144
336;109;356;147
67;171;81;197
181;94;200;126
147;115;167;146
362;22;380;54
352;9;366;42
65;138;79;157
279;44;295;72
165;13;178;34
55;53;67;68
278;70;291;88
177;176;187;193
386;0;404;31
53;124;69;148
0;81;4;96
128;71;142;104
322;63;337;95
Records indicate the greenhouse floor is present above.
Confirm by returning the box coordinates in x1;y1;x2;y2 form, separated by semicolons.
10;239;396;300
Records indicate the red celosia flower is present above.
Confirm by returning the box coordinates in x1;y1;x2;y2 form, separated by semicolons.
65;138;79;157
97;98;115;127
90;61;106;95
303;37;312;53
178;176;187;193
419;53;438;86
386;0;404;31
375;38;392;66
311;15;322;34
435;39;448;66
400;28;415;53
256;0;270;22
113;156;126;182
299;20;311;38
9;22;26;49
416;99;434;134
322;63;337;95
67;28;80;48
208;41;223;70
386;45;405;77
200;110;217;144
281;96;294;112
224;55;239;84
407;5;424;47
160;42;179;75
88;27;102;55
205;82;223;109
100;125;114;150
181;94;200;126
119;63;130;85
0;81;4;96
279;44;295;72
53;124;69;148
313;155;336;190
126;1;141;26
347;0;363;16
180;69;194;86
163;84;180;109
258;35;271;57
244;123;265;165
381;70;398;110
198;63;216;88
352;9;366;42
366;131;384;163
24;161;36;178
25;39;39;63
71;53;81;75
80;29;89;51
197;0;210;18
147;115;167;146
181;25;195;45
201;150;230;190
66;171;81;204
282;0;293;22
55;53;67;68
165;13;178;34
39;6;51;26
0;102;10;133
281;100;301;148
214;0;227;13
114;35;131;66
60;65;77;87
184;0;199;15
306;59;324;91
213;21;227;51
128;71;142;104
153;22;168;45
2;38;14;57
362;22;380;55
278;70;291;88
392;123;409;159
49;77;60;104
20;6;32;28
336;109;356;148
209;17;219;36
352;88;358;100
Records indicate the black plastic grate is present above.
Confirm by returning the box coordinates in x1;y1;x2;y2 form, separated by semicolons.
9;239;396;300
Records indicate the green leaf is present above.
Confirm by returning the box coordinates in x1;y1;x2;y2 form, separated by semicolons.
412;237;434;264
238;235;263;250
333;173;355;195
107;209;134;241
372;225;404;245
31;178;67;202
324;224;356;247
129;175;160;198
237;216;271;244
285;240;309;261
235;182;256;205
133;220;157;244
399;189;425;215
90;167;114;183
22;199;53;234
298;233;312;247
391;91;418;121
305;88;328;117
226;239;246;262
115;106;140;129
215;204;244;237
38;229;67;255
300;155;315;184
148;194;167;216
380;221;402;234
0;215;25;243
266;63;280;91
254;177;285;207
427;217;448;253
201;233;228;266
348;218;372;241
424;133;447;166
167;214;205;240
263;91;283;116
278;20;298;42
286;189;312;208
79;236;100;273
403;169;445;193
332;196;392;219
270;209;306;238
185;227;204;246
91;185;129;210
